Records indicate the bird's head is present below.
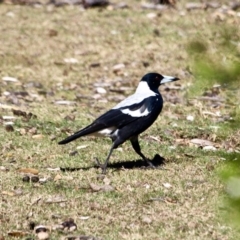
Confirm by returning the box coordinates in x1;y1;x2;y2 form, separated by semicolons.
141;72;179;92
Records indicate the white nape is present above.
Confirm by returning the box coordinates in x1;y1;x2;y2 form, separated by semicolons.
113;81;156;109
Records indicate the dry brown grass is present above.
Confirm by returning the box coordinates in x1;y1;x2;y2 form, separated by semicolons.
1;0;240;239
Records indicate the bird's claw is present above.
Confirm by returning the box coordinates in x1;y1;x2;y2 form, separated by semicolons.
95;158;107;174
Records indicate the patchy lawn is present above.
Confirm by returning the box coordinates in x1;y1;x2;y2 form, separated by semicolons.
1;0;240;239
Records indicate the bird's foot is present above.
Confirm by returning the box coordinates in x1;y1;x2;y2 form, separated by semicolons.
95;158;108;174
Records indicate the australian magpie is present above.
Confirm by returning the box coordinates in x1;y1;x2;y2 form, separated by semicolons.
59;72;179;174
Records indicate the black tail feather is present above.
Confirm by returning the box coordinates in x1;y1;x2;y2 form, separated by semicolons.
58;132;83;144
58;122;105;145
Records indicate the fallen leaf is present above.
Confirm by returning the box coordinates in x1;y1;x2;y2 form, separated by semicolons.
19;128;27;135
64;115;75;121
147;197;165;202
18;168;39;175
89;183;115;192
4;121;14;126
32;134;44;139
203;146;217;151
8;231;29;237
146;135;161;142
54;174;62;181
186;115;194;121
8;231;29;238
50;135;57;141
0;235;5;240
30;197;42;206
146;12;157;19
2;76;19;82
64;58;78;64
2;191;16;196
190;138;215;147
163;183;172;188
113;2;128;9
0;166;8;171
45;196;67;203
2;115;16;120
103;177;111;185
89;62;100;68
12;109;37;119
64;235;102;240
141;3;168;10
95;87;107;94
47;167;60;171
55;100;76;105
48;29;58;37
165;197;178;204
144;184;150;189
186;2;206;10
202;111;221;117
206;163;215;171
79;216;90;220
14;188;23;195
39;177;48;184
212;11;225;21
89;183;102;192
141;216;152;224
112;63;125;73
28;127;37;135
76;145;89;150
101;184;115;192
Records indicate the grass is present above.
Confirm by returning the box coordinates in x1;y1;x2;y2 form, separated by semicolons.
1;0;240;239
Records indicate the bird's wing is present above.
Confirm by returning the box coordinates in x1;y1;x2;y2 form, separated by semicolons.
97;96;161;127
59;96;161;144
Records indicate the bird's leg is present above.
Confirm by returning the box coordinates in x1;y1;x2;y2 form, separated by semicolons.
130;136;156;168
95;143;115;174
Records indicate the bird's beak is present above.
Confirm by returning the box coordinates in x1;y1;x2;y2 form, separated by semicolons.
161;75;180;84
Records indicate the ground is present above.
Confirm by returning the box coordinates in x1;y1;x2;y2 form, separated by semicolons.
0;0;240;239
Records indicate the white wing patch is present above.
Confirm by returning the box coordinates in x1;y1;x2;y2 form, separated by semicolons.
121;107;150;117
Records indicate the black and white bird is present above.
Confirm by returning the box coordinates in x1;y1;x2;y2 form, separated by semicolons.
59;72;179;174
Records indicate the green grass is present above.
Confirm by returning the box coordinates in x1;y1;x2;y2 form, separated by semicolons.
1;1;240;239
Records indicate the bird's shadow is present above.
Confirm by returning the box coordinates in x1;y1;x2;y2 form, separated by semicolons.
60;154;165;172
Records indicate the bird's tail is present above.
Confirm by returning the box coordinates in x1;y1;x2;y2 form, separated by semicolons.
58;122;104;145
58;131;84;144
